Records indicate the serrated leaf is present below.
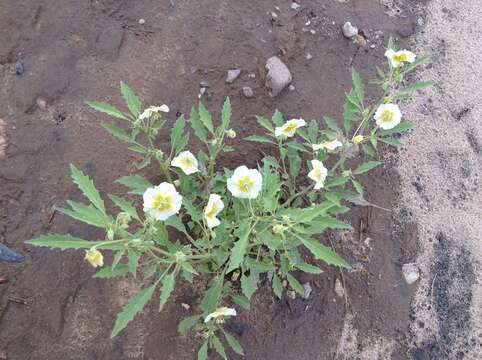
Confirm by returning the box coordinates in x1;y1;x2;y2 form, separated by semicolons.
353;161;381;175
213;336;227;360
244;135;275;144
323;116;342;133
57;201;108;228
380;122;415;136
400;54;431;74
362;143;375;156
351;179;364;194
287;141;308;152
221;97;231;132
170;115;186;152
351;68;365;105
70;164;106;214
200;276;223;314
272;110;284;127
26;234;103;250
120;82;141;117
198;102;214;133
224;331;244;355
231;294;250;310
256;115;274;132
287;273;305;296
102;123;132;142
189;107;207;142
241;273;257;300
159;272;175;311
295;263;323;274
128;145;147;154
399;81;434;95
287;146;301;178
307;119;319;143
94;264;130;278
299;236;350;268
86;101;128;120
178;315;201;333
272;274;283;299
165;215;188;235
226;223;251;273
116;175;152;195
128;250;140;278
108;194;140;221
379;137;403;148
111;284;156;338
197;342;208;360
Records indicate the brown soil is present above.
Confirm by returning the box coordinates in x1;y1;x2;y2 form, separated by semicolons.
0;1;427;359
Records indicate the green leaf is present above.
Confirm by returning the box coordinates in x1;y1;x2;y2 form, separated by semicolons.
299;237;350;268
323;116;342;134
26;234;101;250
351;68;365;104
399;81;434;95
379;137;403;148
272;110;284;127
231;294;250;310
307;120;319;143
226;223;251;273
165;215;188;235
295;263;323;274
178;314;201;333
128;250;140;278
224;331;244;355
116;175;152;195
120;82;141;117
362;143;375;156
353;161;381;175
400;54;431;74
70;164;106;214
198;102;214;133
221;97;231;132
170;115;186;153
287;146;301;179
256;115;274;133
380;122;415;135
287;141;308;152
86;101;128;120
189;107;208;142
159;272;175;311
244;135;275;144
111;284;156;338
102;123;132;142
108;194;140;221
198;342;208;360
241;273;258;300
272;274;283;299
94;264;130;278
128;145;147;154
212;336;227;360
200;276;223;314
57;201;108;228
351;179;364;194
287;273;305;296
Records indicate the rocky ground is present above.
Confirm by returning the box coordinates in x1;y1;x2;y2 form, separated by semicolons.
0;0;480;359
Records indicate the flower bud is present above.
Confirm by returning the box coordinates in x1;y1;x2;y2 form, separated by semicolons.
173;179;181;187
272;224;286;235
174;251;186;263
352;135;364;144
342;170;352;177
226;129;236;139
85;248;104;268
107;228;115;241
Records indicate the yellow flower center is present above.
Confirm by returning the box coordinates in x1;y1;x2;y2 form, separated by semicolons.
312;168;323;182
152;194;173;212
180;157;194;169
205;202;217;220
393;53;408;63
283;123;298;134
380;109;395;123
236;176;254;193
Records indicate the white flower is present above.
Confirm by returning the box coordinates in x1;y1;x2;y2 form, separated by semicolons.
143;182;182;221
204;194;224;229
204;307;237;323
139;105;170;120
171;151;199;175
85;248;104;268
384;49;416;68
275;118;306;138
308;160;328;190
312;139;343;152
227;166;263;199
374;104;402;130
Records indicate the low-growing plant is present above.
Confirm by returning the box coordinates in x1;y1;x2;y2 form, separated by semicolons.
27;40;432;359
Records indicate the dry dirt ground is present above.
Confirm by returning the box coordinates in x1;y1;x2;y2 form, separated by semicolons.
0;0;479;359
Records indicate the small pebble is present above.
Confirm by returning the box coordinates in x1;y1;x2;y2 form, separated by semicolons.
181;303;190;310
248;73;256;79
15;61;24;75
138;18;146;25
226;69;241;83
370;44;376;49
288;84;296;91
402;263;420;284
306;53;313;60
36;97;48;111
310;29;316;34
305;20;311;26
291;2;301;10
335;278;345;298
199;80;210;88
287;290;296;300
270;11;278;20
342;21;358;38
242;86;254;98
353;34;367;47
302;282;312;299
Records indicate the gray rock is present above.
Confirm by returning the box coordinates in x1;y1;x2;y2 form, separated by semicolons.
291;2;301;10
15;61;24;75
226;69;241;83
242;86;254;98
302;282;312;299
265;56;292;97
402;263;420;284
342;22;358;38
